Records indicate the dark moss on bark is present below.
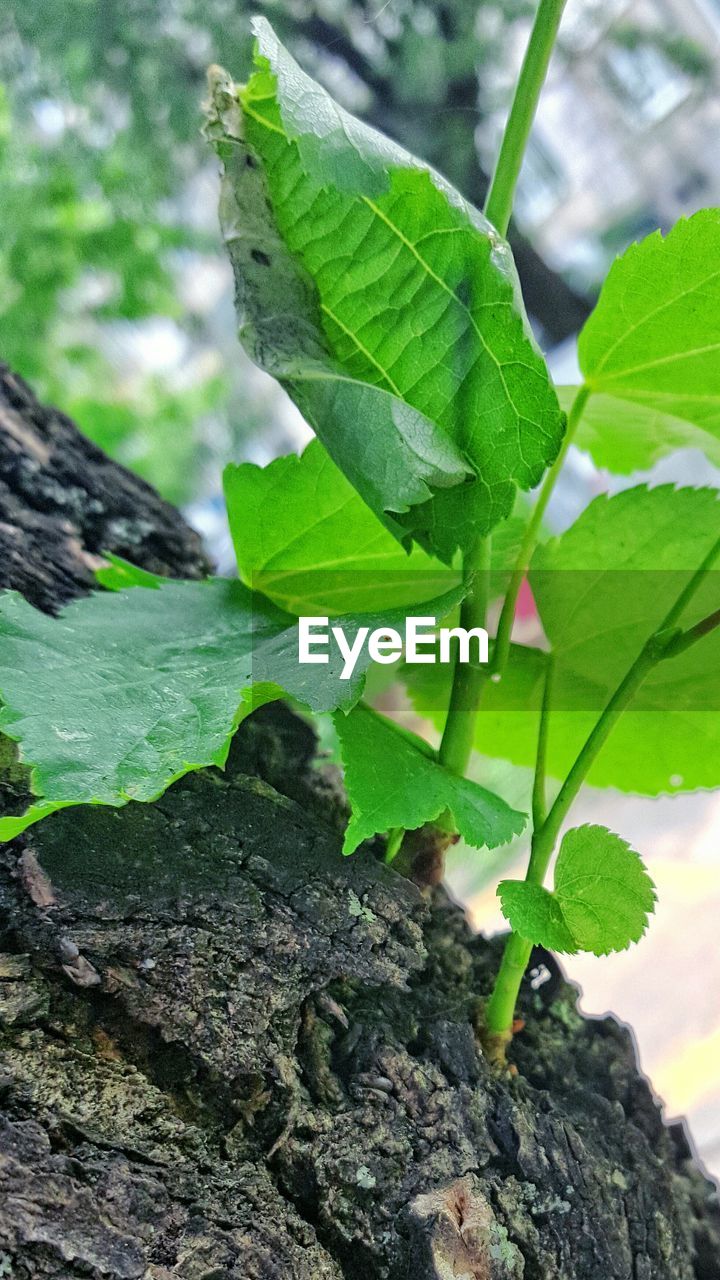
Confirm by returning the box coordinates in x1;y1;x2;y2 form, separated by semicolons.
0;367;719;1279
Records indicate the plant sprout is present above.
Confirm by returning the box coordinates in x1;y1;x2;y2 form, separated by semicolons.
1;2;719;1063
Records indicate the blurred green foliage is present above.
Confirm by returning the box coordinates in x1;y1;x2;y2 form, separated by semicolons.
612;25;714;81
0;0;577;504
0;2;238;502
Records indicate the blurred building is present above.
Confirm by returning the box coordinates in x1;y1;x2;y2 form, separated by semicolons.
481;0;720;291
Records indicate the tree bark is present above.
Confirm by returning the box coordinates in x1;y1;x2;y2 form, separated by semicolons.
0;363;208;612
0;369;719;1280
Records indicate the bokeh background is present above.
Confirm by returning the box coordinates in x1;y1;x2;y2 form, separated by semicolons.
2;0;719;1175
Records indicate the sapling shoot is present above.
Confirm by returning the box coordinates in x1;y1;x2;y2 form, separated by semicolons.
1;6;720;1068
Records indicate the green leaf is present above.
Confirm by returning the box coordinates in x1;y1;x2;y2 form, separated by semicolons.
578;210;720;467
405;486;720;793
206;25;562;559
0;576;464;840
95;553;163;591
497;882;577;953
499;825;656;955
334;704;525;855
405;640;720;795
554;826;656;954
558;387;720;475
224;438;457;614
520;485;720;793
530;484;720;715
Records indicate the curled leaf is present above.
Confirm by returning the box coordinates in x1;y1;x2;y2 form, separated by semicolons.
206;23;562;559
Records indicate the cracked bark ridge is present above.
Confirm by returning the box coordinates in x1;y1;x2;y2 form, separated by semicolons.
1;367;719;1279
0;362;208;613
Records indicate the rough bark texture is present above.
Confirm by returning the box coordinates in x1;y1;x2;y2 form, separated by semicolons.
0;363;208;612
1;370;719;1280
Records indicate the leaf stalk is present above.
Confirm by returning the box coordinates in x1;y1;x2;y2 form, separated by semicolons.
484;0;569;236
491;383;590;680
485;536;720;1053
531;652;554;833
389;0;571;881
438;0;580;776
437;535;492;775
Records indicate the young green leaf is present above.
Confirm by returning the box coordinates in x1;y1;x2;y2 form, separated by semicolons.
499;825;656;955
95;553;163;591
577;210;720;468
224;439;457;614
206;23;563;559
334;704;525;855
0;576;464;840
497;881;577;953
557;387;720;475
554;825;657;954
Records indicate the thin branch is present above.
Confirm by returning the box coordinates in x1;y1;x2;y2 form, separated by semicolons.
662;606;720;660
531;652;554;833
484;0;569;235
492;383;590;681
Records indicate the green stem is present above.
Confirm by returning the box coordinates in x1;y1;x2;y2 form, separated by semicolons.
439;0;576;782
485;636;670;1045
659;537;720;630
484;0;569;235
384;537;490;867
384;826;405;865
529;638;664;879
438;536;492;775
484;650;555;1049
486;539;720;1046
387;0;569;875
483;932;533;1052
492;384;590;680
531;653;554;833
664;606;720;659
537;535;720;865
